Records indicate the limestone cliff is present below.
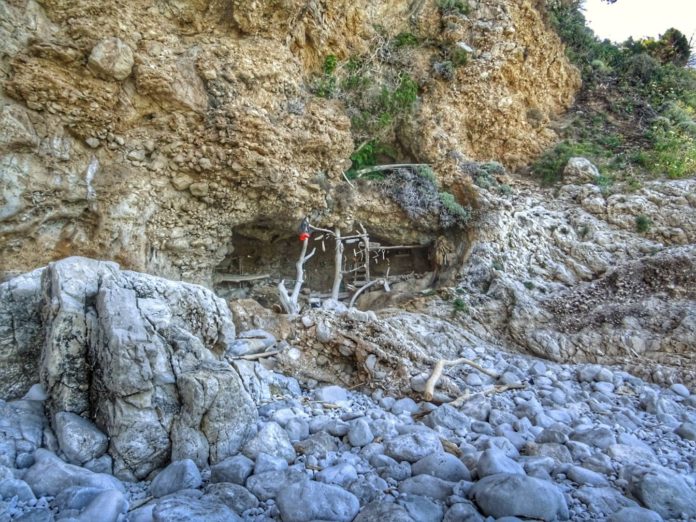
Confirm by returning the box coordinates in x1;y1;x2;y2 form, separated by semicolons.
0;0;579;285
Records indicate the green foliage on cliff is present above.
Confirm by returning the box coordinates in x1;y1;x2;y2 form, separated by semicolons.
537;2;696;185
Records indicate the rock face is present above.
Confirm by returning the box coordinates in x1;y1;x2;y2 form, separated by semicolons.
0;257;257;480
0;0;578;285
0;269;43;399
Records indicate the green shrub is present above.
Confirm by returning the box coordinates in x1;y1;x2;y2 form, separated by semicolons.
438;0;470;15
314;54;339;98
543;1;696;185
416;165;438;184
439;191;471;225
346;141;396;178
378;169;470;228
393;32;420;48
451;47;469;67
595;174;614;192
643;125;696;178
635;214;652;233
452;298;469;314
532;141;602;186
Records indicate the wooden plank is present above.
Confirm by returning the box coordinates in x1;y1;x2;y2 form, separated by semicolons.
367;244;424;251
215;273;271;282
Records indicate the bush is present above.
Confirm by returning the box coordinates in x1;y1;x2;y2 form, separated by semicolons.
532;141;602;185
393;32;420;48
635;214;652;233
438;0;470;15
452;298;469;314
379;169;470;228
543;2;696;185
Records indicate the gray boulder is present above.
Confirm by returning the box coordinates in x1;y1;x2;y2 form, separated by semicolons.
203;482;259;515
424;404;471;431
276;480;360;522
25;258;256;481
444;501;485;522
242;421;296;463
399;494;444;522
0;478;35;501
23;449;124;497
316;463;358;487
469;473;569;520
348;418;374;447
624;465;696;519
75;489;128;522
398;475;455;500
210;455;254;485
476;449;525;478
153;495;241;522
53;411;108;465
412;452;471;482
354;501;415;522
0;399;45;468
150;459;202;498
608;507;664;522
0;269;44;400
384;431;443;463
574;486;638;516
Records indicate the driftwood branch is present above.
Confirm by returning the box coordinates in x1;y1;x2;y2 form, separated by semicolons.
331;228;344;300
231;350;280;361
278;238;315;314
449;383;526;407
349;278;389;308
423;358;500;401
351;163;431;178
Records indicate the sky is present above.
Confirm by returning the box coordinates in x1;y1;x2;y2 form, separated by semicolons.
583;0;696;44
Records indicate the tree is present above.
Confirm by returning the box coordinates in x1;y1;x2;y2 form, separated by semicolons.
645;28;691;67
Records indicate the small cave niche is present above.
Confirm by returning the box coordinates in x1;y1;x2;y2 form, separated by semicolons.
213;222;436;306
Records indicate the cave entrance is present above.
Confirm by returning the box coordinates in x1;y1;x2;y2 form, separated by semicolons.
213;223;434;306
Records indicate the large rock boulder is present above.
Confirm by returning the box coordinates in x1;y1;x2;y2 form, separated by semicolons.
0;268;44;399
1;257;258;480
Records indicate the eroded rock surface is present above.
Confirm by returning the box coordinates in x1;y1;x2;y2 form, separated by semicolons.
0;256;257;481
0;0;578;284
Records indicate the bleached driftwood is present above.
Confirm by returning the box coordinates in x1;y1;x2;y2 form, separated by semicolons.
278;238;316;314
449;382;526;407
423;357;500;401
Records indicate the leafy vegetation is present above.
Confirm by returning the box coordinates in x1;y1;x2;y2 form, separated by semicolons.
452;298;469;314
635;214;652;233
437;0;470;16
535;2;696;186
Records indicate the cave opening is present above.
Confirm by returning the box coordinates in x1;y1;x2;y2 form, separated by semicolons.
213;222;434;307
